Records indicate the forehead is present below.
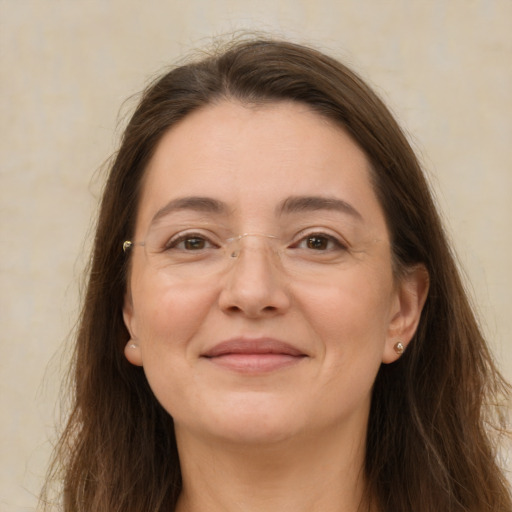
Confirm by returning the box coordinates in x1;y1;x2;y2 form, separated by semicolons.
136;100;386;234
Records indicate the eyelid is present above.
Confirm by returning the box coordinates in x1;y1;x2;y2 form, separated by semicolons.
165;230;221;250
290;228;351;250
153;224;352;252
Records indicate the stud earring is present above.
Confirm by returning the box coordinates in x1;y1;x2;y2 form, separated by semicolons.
394;342;405;355
128;343;137;349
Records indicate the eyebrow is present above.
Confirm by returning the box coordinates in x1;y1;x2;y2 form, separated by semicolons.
151;196;228;224
150;194;363;225
278;196;363;221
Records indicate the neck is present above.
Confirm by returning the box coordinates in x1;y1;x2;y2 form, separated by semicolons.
174;424;372;512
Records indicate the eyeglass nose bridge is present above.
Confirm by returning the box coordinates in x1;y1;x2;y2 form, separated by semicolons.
226;232;280;259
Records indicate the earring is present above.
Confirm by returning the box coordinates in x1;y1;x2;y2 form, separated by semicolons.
393;341;405;355
128;343;137;349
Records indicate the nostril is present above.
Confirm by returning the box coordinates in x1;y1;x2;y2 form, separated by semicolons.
223;302;281;317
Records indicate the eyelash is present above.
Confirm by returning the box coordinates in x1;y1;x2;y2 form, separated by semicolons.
164;230;349;252
165;232;219;251
291;232;349;252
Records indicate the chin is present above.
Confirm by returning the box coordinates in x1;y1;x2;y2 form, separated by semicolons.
209;421;301;447
176;393;306;446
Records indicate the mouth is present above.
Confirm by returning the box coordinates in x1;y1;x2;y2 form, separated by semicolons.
201;338;307;373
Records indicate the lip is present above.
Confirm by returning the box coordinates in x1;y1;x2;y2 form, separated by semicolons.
201;338;307;373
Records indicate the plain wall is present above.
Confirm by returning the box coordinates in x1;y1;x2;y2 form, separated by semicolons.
1;0;511;509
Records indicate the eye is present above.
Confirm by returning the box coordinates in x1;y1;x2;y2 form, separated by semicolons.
304;235;330;250
166;233;217;251
293;232;348;251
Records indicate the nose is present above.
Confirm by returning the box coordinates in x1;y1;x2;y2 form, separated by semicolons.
218;240;291;318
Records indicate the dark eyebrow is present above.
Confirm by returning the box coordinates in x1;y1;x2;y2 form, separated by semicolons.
151;196;227;224
278;196;363;221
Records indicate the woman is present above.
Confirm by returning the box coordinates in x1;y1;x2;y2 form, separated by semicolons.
42;38;511;511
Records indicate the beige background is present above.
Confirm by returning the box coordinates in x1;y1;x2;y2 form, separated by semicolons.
1;0;511;509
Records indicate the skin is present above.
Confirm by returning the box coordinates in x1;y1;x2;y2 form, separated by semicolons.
123;101;428;512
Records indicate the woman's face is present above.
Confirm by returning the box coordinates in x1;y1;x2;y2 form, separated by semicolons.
123;101;425;445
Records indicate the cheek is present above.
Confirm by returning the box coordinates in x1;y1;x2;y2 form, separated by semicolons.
298;268;394;341
131;272;218;349
300;278;392;407
129;278;219;416
293;264;395;388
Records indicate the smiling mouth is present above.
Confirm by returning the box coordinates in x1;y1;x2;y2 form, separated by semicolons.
201;338;307;373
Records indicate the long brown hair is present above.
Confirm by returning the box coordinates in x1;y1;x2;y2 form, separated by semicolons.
41;38;511;511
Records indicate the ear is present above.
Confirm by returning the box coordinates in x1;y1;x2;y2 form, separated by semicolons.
382;264;429;364
123;292;143;367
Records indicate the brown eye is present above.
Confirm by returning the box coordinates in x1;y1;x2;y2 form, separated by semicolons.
166;234;215;251
183;237;207;250
293;232;347;253
306;235;330;250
